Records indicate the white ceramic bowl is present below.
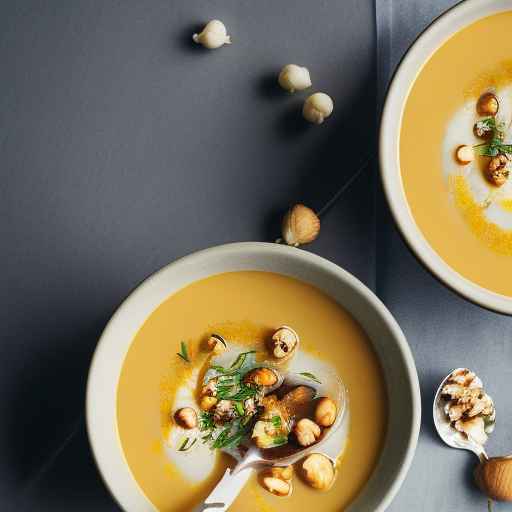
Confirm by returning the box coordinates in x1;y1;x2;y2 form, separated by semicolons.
380;0;512;314
86;242;420;511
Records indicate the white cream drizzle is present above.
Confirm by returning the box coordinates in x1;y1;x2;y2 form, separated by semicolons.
164;342;343;484
442;85;512;228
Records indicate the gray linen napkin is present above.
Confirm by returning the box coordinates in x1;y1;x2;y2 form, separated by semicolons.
375;1;512;510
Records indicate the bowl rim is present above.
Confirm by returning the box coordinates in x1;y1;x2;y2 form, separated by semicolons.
379;0;512;315
86;242;421;511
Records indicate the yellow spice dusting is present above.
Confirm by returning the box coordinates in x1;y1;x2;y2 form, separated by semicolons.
449;175;512;255
499;199;512;212
463;59;512;102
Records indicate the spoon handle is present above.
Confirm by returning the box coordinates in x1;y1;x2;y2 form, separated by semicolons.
196;467;253;511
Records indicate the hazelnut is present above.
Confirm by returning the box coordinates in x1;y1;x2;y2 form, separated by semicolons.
475;456;512;501
314;397;337;427
262;476;291;497
270;465;293;481
302;92;334;124
473;122;494;140
200;396;218;411
455;145;475;165
442;383;481;404
455;416;488;446
272;326;299;359
486;154;510;187
192;20;231;49
244;367;278;387
278;64;312;93
213;399;236;423
281;204;320;247
206;334;227;355
302;453;335;491
476;92;499;117
294;418;321;447
174;407;198;429
448;369;482;389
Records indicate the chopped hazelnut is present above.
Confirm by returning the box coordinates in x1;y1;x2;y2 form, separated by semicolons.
200;396;218;411
244;367;278;387
262;476;291;496
442;383;481;403
486;154;510;186
476;92;499;117
302;453;335;491
174;407;198;429
455;416;488;445
473;121;494;140
294;418;321;447
314;397;337;427
271;326;299;359
455;145;475;165
213;399;236;423
449;369;482;389
447;402;467;422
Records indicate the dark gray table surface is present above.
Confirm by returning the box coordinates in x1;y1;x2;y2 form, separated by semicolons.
1;1;510;511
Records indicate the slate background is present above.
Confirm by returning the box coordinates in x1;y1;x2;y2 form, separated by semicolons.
1;1;510;511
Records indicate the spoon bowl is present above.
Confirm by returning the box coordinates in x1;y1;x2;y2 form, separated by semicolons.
198;371;349;511
433;368;496;461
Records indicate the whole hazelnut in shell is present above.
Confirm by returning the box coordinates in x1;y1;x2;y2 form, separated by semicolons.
475;456;512;501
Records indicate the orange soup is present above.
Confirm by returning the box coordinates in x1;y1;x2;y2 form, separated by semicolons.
400;11;512;296
117;271;387;511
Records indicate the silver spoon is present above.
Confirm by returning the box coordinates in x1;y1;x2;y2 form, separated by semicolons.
433;368;496;462
195;371;349;511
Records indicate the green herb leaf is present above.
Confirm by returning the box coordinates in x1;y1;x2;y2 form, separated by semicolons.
177;341;190;363
177;437;197;451
298;372;322;384
222;385;257;401
199;412;214;432
234;401;245;416
212;427;232;449
229;351;256;370
271;435;288;447
271;416;282;428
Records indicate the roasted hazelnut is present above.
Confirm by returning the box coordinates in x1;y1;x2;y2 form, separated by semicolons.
302;453;335;491
294;418;321;447
315;397;337;427
448;368;482;389
213;399;236;423
244;367;278;387
262;476;291;496
270;465;293;481
272;326;299;359
206;334;227;355
475;456;512;501
281;204;320;247
476;92;499;117
486;154;510;187
455;145;475;165
200;396;218;411
174;407;198;429
441;383;481;404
